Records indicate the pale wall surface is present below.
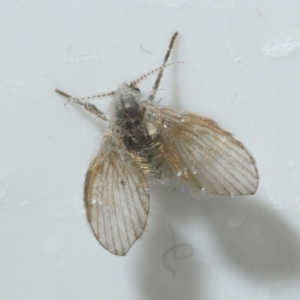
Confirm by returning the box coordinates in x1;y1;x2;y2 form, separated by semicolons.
1;1;300;299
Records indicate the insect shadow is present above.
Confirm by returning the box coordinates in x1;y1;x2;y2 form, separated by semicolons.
136;187;300;300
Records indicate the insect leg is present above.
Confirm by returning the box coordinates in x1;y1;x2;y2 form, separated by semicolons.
55;89;107;121
148;32;178;101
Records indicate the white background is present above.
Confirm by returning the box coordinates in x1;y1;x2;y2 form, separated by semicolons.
1;0;300;299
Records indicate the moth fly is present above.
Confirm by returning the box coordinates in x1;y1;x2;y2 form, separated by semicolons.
55;32;259;256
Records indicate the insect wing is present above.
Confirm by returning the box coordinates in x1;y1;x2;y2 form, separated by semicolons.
84;131;150;255
159;109;258;196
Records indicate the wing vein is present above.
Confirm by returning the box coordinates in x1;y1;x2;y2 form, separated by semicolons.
108;162;118;253
116;155;131;251
192;133;253;193
205;132;257;177
193;129;257;192
124;154;149;216
123;162;143;234
178;131;232;194
112;155;126;254
101;159;110;248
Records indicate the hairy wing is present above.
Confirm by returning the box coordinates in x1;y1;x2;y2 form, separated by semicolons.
158;109;258;196
84;132;150;256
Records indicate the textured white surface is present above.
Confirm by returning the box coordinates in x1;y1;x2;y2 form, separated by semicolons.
1;0;300;299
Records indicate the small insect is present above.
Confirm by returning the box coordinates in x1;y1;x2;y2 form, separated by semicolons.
55;32;259;256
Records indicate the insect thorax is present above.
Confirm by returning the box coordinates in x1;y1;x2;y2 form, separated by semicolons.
110;84;163;173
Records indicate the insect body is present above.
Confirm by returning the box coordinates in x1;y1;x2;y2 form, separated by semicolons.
55;32;259;256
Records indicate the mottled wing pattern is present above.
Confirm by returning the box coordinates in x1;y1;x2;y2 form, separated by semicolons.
84;131;150;255
158;108;259;196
